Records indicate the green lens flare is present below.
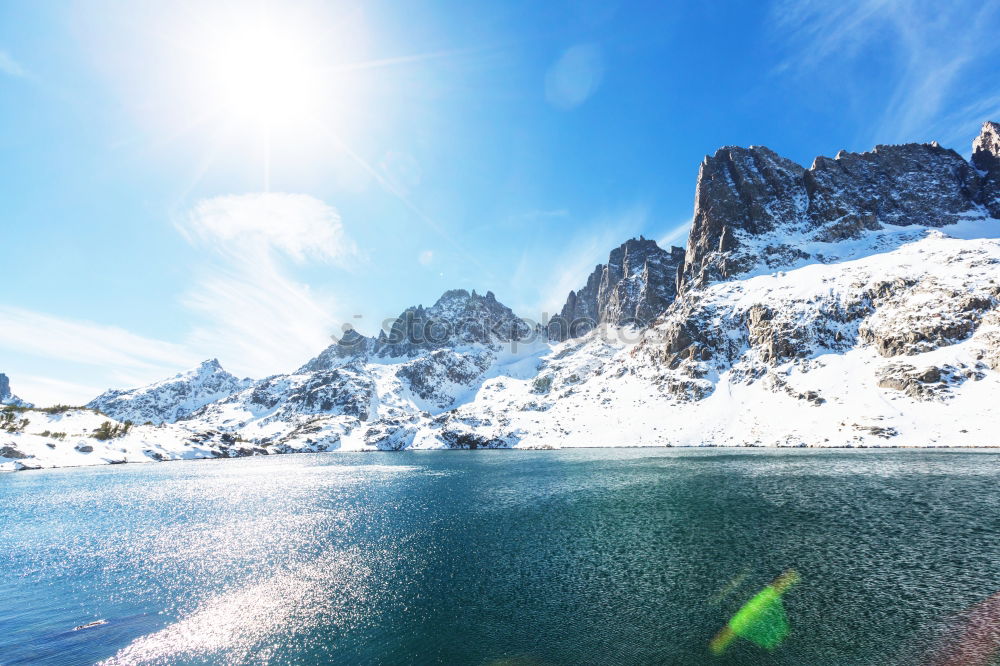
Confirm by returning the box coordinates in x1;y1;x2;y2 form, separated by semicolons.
710;570;800;655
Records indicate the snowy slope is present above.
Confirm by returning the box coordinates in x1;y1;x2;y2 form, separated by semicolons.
8;223;999;471
0;407;254;472
87;359;252;425
444;224;1000;449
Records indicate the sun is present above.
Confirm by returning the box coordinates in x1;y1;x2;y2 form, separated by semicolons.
143;2;399;189
201;16;325;131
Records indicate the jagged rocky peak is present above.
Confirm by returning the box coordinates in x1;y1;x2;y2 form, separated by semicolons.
679;128;996;291
297;327;372;373
554;236;685;340
974;121;1000;169
87;358;252;424
0;373;32;408
974;121;1000;217
374;288;531;357
300;289;531;372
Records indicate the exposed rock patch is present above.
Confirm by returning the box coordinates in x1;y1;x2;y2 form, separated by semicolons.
554;237;685;340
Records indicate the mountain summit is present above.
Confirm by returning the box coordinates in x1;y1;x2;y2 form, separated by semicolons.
302;289;532;373
973;120;1000;218
554;237;685;340
87;359;252;424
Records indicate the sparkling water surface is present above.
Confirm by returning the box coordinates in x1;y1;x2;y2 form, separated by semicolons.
1;448;998;665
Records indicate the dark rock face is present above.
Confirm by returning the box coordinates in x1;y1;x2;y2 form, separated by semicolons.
280;366;375;419
196;362;376;423
0;445;28;460
973;121;1000;218
859;288;998;357
396;349;494;409
554;237;685;340
680;129;997;291
0;373;31;408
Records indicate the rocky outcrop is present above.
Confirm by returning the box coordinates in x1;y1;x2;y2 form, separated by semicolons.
877;363;986;401
553;237;685;339
973;121;1000;218
87;359;252;424
193;362;377;426
859;287;998;357
0;374;31;408
679;127;998;291
304;289;531;370
635;231;1000;405
680;146;809;289
374;289;530;357
297;328;371;373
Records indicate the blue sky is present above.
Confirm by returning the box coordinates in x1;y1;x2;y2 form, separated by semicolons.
2;0;1000;405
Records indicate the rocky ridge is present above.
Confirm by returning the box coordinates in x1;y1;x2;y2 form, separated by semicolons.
87;359;252;424
679;124;999;291
0;373;31;408
973;120;1000;218
554;237;685;340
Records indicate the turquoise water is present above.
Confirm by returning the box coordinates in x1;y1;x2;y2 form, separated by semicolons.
1;449;999;665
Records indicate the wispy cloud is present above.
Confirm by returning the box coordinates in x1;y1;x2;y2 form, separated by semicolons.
0;306;197;372
0;305;202;403
769;0;1000;148
0;49;27;78
14;375;104;408
658;218;691;249
180;193;356;264
179;193;356;377
0;194;356;403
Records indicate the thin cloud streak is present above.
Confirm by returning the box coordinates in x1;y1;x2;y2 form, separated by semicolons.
15;375;104;408
769;0;1000;147
0;306;198;372
0;49;27;78
658;218;691;249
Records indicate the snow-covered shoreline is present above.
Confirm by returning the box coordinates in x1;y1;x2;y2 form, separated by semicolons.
4;416;1000;476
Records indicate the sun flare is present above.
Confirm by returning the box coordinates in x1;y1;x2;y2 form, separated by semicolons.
200;17;325;130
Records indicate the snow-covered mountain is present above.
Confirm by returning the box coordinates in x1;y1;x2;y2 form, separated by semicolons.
183;288;545;449
0;373;31;408
679;126;999;291
86;359;252;424
5;121;1000;471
